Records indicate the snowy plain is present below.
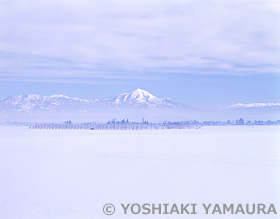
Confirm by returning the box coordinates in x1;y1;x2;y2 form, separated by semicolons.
0;126;279;219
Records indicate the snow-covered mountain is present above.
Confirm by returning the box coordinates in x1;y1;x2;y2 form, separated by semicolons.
227;103;280;109
0;89;187;113
96;88;185;109
218;102;280;121
1;90;279;122
0;94;92;112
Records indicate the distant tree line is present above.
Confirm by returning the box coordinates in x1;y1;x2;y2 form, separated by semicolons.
28;118;280;130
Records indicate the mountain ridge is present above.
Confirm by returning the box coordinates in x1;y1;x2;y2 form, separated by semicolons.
0;89;279;114
0;89;188;113
227;103;280;109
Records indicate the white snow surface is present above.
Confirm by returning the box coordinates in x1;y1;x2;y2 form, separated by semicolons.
0;126;279;219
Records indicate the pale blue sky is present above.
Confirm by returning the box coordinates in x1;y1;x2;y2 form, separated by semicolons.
0;0;280;108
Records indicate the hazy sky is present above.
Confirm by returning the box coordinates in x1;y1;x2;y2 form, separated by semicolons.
0;0;280;108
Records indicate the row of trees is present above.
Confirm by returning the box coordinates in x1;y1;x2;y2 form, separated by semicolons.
28;118;280;130
29;122;201;130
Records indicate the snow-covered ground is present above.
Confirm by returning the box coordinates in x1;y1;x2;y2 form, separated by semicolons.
0;126;279;219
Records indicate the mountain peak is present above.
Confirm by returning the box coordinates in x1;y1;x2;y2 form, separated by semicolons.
132;88;148;94
49;94;70;98
130;88;156;101
100;88;184;109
